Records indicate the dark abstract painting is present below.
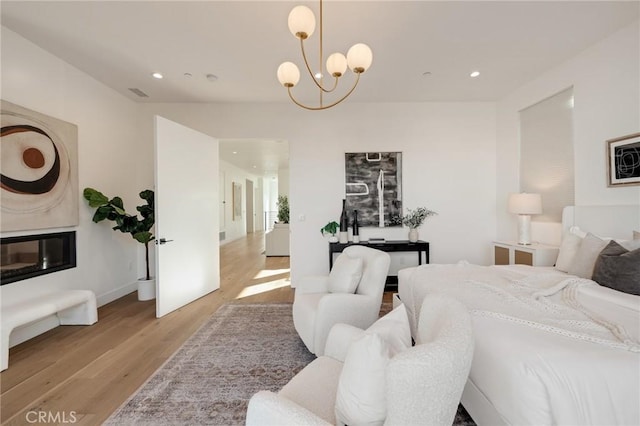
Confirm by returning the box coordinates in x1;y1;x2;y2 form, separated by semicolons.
345;152;402;227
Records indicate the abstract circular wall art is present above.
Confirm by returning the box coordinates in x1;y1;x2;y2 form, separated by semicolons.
1;100;78;232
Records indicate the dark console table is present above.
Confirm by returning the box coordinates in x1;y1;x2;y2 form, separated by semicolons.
329;240;430;289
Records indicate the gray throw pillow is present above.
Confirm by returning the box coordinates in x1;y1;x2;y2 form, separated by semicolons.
592;240;640;296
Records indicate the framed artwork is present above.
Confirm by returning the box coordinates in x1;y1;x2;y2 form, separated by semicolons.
1;100;79;232
607;132;640;187
232;182;242;220
345;152;402;227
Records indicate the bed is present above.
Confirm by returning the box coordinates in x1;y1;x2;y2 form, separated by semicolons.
397;205;640;426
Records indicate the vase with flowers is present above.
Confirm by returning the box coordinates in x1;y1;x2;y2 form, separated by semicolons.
397;207;437;242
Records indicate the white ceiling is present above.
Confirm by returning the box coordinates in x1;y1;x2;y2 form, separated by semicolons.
2;0;638;176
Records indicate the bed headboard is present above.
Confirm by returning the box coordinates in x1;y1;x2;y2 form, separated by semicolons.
562;205;640;240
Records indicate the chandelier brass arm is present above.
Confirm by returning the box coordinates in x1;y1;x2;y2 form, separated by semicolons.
287;72;361;111
299;38;339;94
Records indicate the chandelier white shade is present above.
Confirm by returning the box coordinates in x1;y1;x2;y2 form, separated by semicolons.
326;53;347;77
288;5;316;39
508;193;542;245
277;62;301;87
277;0;372;110
347;43;373;73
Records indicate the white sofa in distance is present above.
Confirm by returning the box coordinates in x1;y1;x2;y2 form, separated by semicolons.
265;223;290;256
247;295;475;425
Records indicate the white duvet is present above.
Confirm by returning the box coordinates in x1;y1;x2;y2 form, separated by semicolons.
398;263;640;426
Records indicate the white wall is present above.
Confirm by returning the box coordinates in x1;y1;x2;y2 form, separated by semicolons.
1;28;145;344
140;102;497;281
496;21;640;243
278;168;290;198
219;159;261;244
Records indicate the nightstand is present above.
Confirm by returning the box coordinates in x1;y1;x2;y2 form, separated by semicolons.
493;241;559;266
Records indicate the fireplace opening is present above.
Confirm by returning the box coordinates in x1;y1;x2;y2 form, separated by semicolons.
1;231;76;285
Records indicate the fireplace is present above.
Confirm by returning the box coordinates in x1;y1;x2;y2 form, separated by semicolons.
0;231;76;285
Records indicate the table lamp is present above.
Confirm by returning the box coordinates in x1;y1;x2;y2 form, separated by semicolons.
508;193;542;245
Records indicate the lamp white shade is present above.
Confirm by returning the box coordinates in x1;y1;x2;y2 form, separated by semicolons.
326;53;347;77
277;62;300;87
288;5;316;39
508;193;542;215
347;43;373;73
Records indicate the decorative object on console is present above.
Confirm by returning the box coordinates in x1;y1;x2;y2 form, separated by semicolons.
321;220;339;242
397;207;438;243
276;194;289;223
508;193;542;245
352;209;360;243
345;152;403;228
339;198;349;243
607;132;640;187
1;100;79;232
276;0;372;111
83;188;155;301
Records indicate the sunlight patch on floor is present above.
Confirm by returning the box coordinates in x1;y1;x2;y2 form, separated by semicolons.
236;278;290;299
253;268;290;279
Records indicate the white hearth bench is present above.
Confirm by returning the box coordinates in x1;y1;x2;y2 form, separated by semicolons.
1;290;98;371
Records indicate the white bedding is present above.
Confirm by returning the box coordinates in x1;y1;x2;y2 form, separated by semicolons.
398;263;640;426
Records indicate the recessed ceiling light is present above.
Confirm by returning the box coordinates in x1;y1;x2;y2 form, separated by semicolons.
152;72;163;79
184;72;192;78
422;71;432;76
206;74;218;82
470;71;480;78
232;151;238;154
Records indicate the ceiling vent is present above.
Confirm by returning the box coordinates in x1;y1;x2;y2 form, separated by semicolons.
128;88;149;98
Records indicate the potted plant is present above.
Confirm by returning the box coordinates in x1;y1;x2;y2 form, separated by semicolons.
321;221;339;242
83;187;156;301
277;195;289;224
397;207;438;242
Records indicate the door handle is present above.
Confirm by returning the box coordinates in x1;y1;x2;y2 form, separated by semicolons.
157;238;174;245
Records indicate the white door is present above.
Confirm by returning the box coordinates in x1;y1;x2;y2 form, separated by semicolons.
154;116;219;318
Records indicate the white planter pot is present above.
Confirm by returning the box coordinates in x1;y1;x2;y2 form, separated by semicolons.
408;229;419;243
138;278;156;301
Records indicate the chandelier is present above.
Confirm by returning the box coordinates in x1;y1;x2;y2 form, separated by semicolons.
276;0;373;111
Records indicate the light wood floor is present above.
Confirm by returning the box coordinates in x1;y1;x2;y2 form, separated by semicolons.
0;231;296;425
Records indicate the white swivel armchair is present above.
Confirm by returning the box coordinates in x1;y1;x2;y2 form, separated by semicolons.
292;246;390;356
247;295;475;425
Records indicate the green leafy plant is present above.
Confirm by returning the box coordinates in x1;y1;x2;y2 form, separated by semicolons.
83;188;155;280
321;221;339;236
277;195;290;223
397;207;437;229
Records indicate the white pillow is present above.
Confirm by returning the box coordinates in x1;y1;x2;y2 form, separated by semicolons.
366;303;411;355
335;333;389;425
568;233;609;279
334;305;411;425
555;231;584;272
329;254;363;293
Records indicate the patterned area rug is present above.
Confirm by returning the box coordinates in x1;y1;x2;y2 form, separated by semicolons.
106;302;475;425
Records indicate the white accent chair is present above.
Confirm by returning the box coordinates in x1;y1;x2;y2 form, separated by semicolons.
292;246;390;356
246;295;475;425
